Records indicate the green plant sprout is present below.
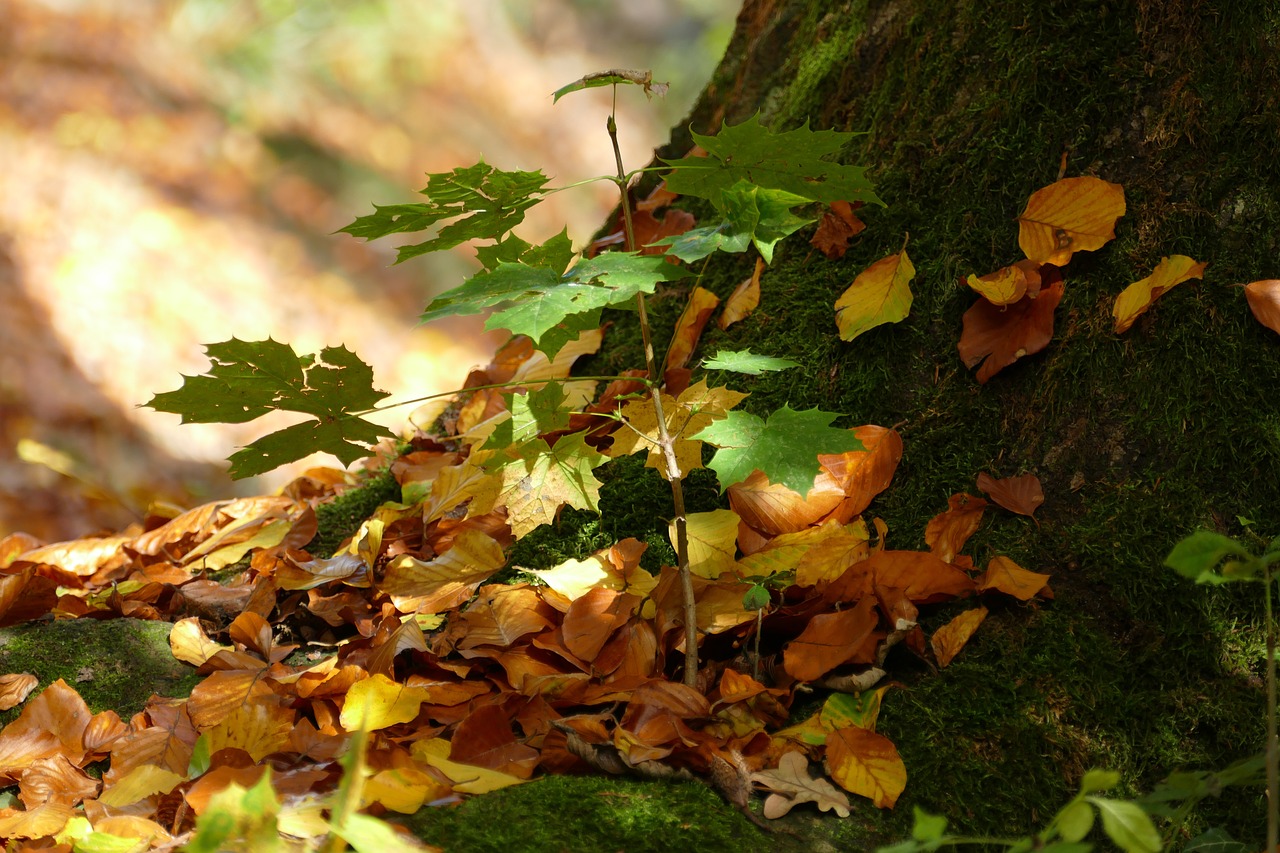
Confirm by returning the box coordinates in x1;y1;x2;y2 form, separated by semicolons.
147;69;882;688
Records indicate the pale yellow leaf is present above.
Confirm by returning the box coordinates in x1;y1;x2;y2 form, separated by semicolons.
834;250;914;342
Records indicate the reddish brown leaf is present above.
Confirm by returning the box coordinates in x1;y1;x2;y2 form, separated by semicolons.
976;472;1044;520
958;280;1064;383
811;201;866;260
449;704;541;779
562;588;641;662
783;597;879;682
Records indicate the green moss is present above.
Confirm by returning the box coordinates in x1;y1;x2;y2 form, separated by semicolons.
403;776;768;853
307;467;402;558
0;618;200;728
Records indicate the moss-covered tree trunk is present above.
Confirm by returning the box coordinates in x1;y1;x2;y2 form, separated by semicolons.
592;0;1279;844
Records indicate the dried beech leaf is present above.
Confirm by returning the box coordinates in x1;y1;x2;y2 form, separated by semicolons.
975;472;1044;519
1245;280;1280;335
1113;255;1207;334
1017;176;1125;266
958;280;1064;383
976;556;1052;601
824;725;906;808
719;256;763;330
931;606;988;667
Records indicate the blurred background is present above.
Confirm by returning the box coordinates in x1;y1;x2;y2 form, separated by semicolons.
0;0;738;541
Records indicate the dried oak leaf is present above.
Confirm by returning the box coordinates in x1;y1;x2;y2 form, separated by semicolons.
958;280;1064;383
1245;280;1280;335
1018;176;1125;266
751;750;852;818
975;472;1045;521
1113;255;1207;334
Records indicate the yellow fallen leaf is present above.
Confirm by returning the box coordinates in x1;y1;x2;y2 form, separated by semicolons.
1018;176;1125;266
834;250;915;342
930;606;988;667
1113;255;1207;333
824;725;906;808
678;509;741;579
340;673;433;732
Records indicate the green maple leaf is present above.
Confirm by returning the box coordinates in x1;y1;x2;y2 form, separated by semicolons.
422;251;687;357
338;160;550;263
656;182;812;263
147;339;393;478
692;406;864;492
701;349;799;375
493;432;607;538
662;114;883;207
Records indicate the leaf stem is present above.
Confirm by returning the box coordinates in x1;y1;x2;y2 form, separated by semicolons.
353;375;645;418
607;87;700;687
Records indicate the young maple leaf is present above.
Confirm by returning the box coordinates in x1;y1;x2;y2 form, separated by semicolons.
661;114;883;207
146;338;393;478
693;406;865;493
607;380;747;480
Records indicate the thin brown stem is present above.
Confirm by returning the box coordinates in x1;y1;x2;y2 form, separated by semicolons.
607;90;699;686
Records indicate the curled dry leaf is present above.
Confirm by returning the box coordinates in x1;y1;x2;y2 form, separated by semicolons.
818;425;904;516
783;597;879;682
958;280;1064;383
1245;280;1280;335
0;673;38;711
1113;255;1207;333
751;750;852;818
931;606;988;667
1017;176;1125;266
976;472;1045;520
718;256;764;330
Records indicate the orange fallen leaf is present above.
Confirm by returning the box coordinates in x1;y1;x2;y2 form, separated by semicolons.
818;425;903;515
449;704;541;779
1245;280;1280;335
931;606;988;667
958;280;1064;383
824;724;906;808
834;250;915;342
719;256;763;330
925;493;988;564
1113;255;1207;333
665;286;721;371
728;469;847;537
0;674;38;711
975;472;1044;520
1018;176;1125;266
783;597;879;682
976;556;1052;601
